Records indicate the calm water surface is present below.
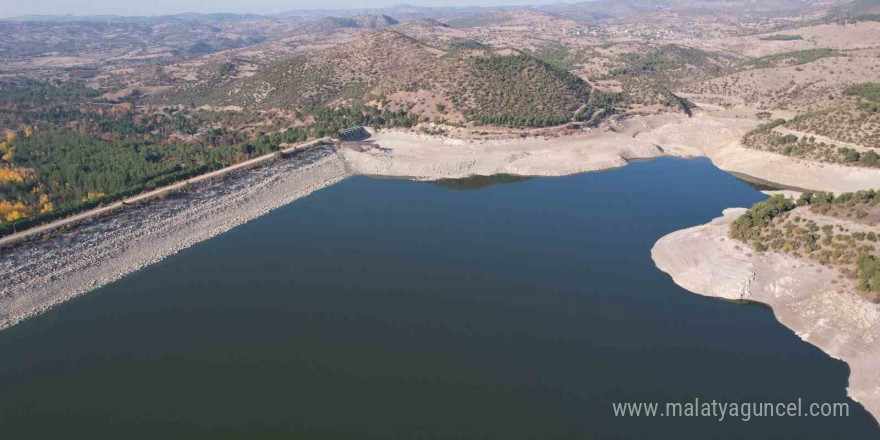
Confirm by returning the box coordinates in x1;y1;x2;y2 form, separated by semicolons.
1;157;877;438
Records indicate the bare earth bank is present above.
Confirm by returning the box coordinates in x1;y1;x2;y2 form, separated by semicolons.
652;209;880;425
340;128;664;179
344;109;880;194
630;110;880;194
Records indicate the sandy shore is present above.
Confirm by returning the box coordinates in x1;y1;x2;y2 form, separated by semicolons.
652;208;880;425
0;148;350;330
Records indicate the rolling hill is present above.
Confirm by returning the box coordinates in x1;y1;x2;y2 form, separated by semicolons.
154;29;599;126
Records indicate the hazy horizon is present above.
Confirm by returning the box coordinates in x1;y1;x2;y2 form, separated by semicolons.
1;0;571;19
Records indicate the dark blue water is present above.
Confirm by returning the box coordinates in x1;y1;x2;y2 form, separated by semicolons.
1;157;877;439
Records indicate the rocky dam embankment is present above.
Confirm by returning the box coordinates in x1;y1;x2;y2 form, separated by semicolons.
0;147;350;330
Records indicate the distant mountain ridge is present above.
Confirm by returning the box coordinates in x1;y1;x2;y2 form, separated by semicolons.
4;12;271;24
5;0;858;24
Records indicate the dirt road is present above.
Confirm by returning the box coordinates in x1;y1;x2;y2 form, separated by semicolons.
0;137;331;247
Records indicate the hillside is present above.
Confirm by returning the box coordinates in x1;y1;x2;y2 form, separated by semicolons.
431;54;594;125
390;18;468;48
827;0;880;19
155;30;438;109
352;14;399;29
607;44;740;109
154;30;599;126
293;14;399;34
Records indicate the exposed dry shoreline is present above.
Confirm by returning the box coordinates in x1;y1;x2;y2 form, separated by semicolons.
0;147;350;330
342;108;880;194
635;115;880;194
341;127;664;179
652;209;880;425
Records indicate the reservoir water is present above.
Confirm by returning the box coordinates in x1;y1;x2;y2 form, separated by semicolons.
1;157;877;438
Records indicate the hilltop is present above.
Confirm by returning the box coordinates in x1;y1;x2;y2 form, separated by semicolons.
155;30;440;109
293;14;400;34
389;18;466;48
153;29;602;126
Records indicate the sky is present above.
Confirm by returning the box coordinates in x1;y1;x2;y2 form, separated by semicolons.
1;0;557;18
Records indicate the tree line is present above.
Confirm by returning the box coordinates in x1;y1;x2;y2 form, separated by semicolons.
731;191;880;294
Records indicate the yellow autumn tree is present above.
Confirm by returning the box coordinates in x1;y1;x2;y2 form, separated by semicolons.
0;167;26;183
0;200;31;222
39;194;53;213
82;191;105;201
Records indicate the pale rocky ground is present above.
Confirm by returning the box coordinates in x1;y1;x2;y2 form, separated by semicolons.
653;208;880;425
345;106;880;194
341;128;663;179
678;22;880;112
0;148;350;331
697;21;880;58
634;110;880;193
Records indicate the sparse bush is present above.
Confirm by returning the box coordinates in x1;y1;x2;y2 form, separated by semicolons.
744;49;843;69
844;83;880;102
759;34;803;41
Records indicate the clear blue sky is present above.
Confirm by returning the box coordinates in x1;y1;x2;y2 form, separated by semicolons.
2;0;560;18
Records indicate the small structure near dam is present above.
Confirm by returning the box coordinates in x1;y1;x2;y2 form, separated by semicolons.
338;126;369;141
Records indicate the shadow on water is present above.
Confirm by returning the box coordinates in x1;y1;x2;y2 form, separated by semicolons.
729;171;814;193
0;157;876;439
427;174;532;191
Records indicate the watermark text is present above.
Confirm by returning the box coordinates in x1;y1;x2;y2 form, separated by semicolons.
612;398;849;421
